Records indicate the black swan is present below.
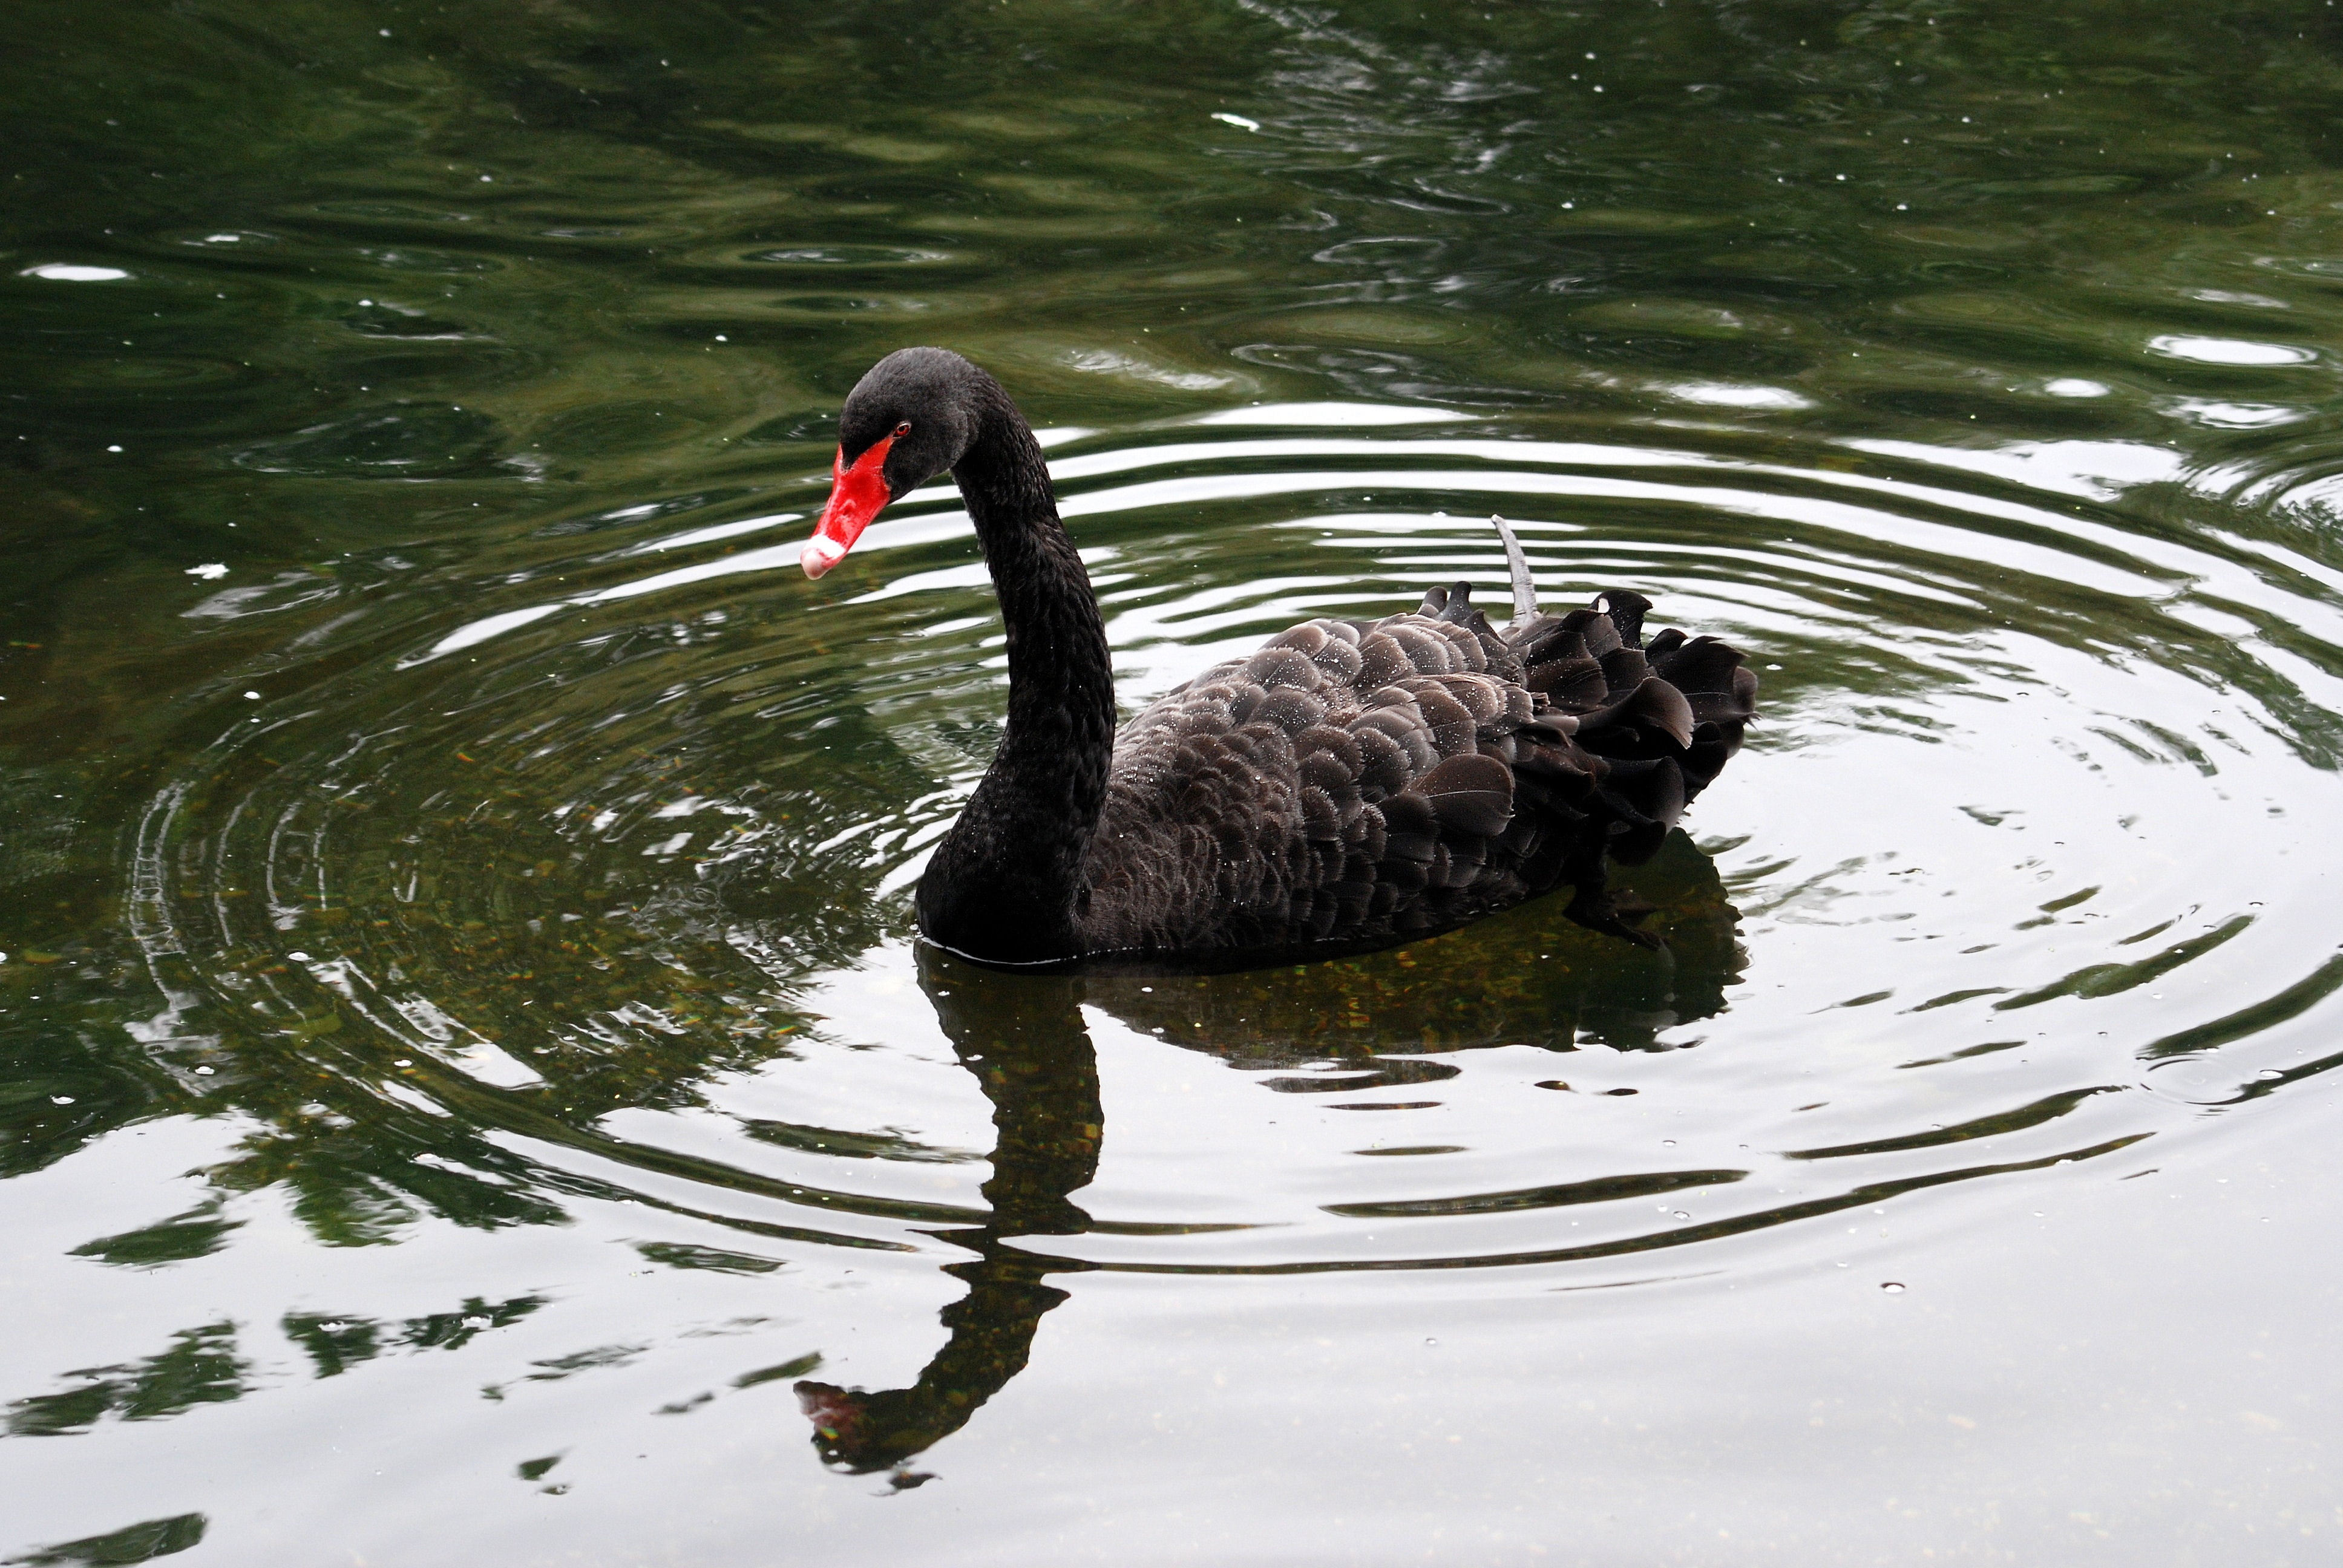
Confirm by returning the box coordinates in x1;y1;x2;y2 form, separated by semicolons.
801;347;1757;970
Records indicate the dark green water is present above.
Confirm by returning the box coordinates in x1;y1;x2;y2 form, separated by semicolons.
8;2;2343;1561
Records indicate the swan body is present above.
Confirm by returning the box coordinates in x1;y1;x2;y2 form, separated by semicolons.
802;348;1756;971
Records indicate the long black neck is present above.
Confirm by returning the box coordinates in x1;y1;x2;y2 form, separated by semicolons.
915;392;1115;964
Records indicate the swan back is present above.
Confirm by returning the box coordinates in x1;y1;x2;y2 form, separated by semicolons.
1078;583;1754;963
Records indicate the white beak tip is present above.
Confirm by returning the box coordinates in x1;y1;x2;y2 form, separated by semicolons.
801;537;846;579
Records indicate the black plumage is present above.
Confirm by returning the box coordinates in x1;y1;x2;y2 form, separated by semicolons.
800;347;1757;971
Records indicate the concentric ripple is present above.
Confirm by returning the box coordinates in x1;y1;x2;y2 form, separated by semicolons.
127;408;2343;1313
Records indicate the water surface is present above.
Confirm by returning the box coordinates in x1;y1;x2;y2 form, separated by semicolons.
7;2;2343;1562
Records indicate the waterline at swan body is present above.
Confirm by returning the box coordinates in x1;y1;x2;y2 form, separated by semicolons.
801;347;1758;971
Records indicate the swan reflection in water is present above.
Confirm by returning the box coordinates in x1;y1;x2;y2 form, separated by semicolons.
791;829;1745;1476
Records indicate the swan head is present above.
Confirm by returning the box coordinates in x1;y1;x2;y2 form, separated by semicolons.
803;347;986;578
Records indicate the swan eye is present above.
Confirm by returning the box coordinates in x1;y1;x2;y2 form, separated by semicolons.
893;420;913;437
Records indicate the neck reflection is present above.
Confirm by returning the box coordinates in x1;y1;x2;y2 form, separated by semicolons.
795;959;1099;1477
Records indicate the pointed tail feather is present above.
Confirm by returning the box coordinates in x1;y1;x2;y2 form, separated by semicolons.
1492;514;1538;626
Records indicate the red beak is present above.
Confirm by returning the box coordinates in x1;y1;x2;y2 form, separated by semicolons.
802;433;897;579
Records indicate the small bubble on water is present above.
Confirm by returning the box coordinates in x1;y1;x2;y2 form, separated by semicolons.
1661;1138;1676;1146
194;1065;214;1075
394;1058;413;1067
1672;1210;1689;1220
462;1316;491;1330
1881;1282;1906;1294
321;1321;346;1332
50;1095;74;1105
1424;1337;1438;1346
243;691;260;700
288;950;311;962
